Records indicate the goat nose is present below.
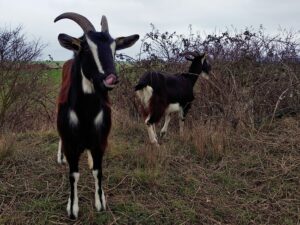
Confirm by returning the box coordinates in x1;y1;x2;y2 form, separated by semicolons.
104;74;119;86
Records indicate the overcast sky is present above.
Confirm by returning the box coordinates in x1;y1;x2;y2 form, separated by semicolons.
0;0;299;60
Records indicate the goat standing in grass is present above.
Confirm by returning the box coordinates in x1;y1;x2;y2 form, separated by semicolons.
135;51;211;146
55;12;139;219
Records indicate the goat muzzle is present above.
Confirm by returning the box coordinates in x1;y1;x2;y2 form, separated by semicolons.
103;74;119;89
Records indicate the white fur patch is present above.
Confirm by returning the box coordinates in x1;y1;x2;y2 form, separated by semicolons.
166;103;180;114
86;37;104;74
200;71;209;80
136;85;153;108
67;172;80;218
81;70;95;94
69;110;78;127
87;150;93;169
94;110;104;128
93;170;106;211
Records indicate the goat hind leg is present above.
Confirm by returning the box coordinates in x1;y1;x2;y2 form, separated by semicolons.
57;139;66;164
160;114;171;138
65;152;81;219
179;108;185;136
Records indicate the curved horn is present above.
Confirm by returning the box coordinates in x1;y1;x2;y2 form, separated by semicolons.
179;51;198;57
101;15;109;32
54;12;96;33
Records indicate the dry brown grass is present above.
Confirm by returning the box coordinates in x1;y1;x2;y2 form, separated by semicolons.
0;110;299;224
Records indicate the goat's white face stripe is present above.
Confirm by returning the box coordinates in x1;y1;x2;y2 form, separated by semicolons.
86;37;104;74
110;41;116;59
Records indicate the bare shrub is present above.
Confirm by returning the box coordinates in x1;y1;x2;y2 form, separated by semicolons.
0;26;55;132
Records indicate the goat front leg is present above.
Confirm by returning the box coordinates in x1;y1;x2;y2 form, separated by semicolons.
91;149;106;211
160;114;171;138
65;151;80;219
145;115;159;146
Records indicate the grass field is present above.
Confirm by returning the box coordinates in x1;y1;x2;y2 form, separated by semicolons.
0;65;299;225
0;109;299;224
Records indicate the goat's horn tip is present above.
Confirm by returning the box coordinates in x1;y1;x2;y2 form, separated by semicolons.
54;17;59;23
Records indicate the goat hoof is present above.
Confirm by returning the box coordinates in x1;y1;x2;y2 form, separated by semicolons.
57;156;66;165
69;214;77;220
151;142;160;147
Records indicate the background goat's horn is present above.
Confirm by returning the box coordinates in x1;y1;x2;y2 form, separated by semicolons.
101;15;109;32
54;12;96;33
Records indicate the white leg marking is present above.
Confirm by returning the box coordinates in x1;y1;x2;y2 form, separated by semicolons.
136;86;153;108
67;172;80;218
147;124;159;146
87;150;93;170
160;114;171;137
94;110;104;128
69;110;78;127
81;70;95;94
57;139;62;163
93;170;106;211
57;139;66;164
86;37;104;74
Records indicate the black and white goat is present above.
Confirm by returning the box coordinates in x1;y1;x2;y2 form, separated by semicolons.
55;12;139;219
135;51;211;145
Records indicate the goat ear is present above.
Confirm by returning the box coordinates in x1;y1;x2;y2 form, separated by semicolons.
58;33;81;52
115;34;139;50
